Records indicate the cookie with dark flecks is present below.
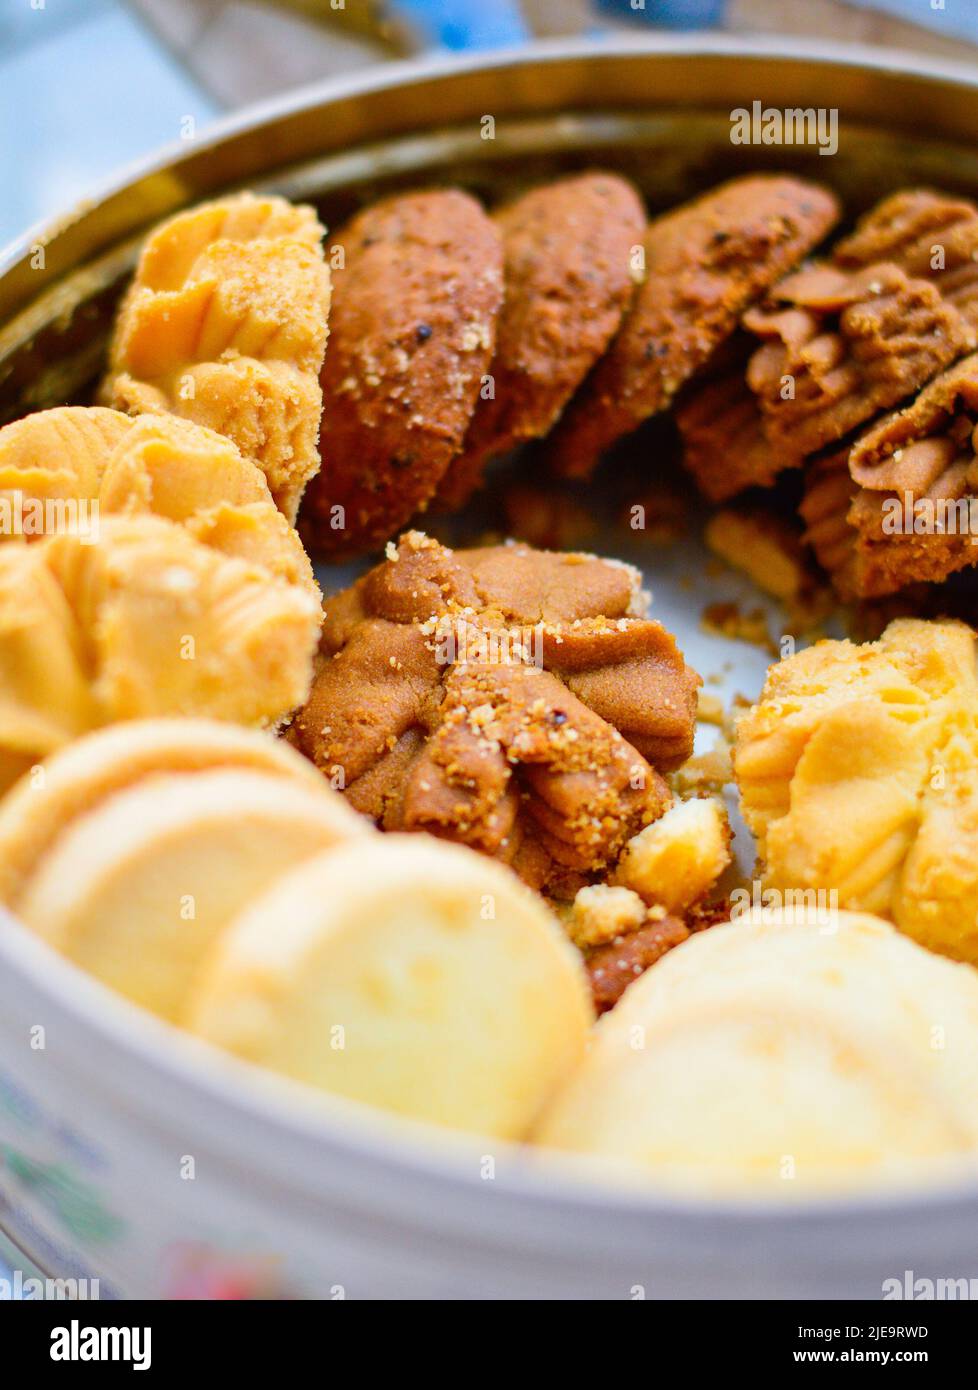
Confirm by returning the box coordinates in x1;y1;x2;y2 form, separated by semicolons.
436;172;646;510
299;190;503;556
545;175;841;479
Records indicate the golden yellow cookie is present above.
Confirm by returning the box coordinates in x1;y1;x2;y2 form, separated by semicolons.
0;406;319;596
45;514;320;728
534;910;978;1195
0;406;130;527
96;412;320;602
100;193;330;521
735;617;974;853
612;796;731;912
0;406;322;771
189;835;593;1140
0;545;96;791
735;618;978;963
892;706;978;965
0;718;326;908
17;767;367;1023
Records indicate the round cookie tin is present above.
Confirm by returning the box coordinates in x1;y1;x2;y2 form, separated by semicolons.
2;36;978;1298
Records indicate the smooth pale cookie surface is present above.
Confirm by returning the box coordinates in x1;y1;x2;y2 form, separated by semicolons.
189;835;593;1140
0;718;326;908
17;768;368;1024
534;909;978;1195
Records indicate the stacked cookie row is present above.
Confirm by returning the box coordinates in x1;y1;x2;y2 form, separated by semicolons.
5;719;978;1195
0;720;591;1142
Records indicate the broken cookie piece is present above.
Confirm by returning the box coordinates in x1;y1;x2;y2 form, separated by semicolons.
613;796;732;913
705;505;814;603
289;531;700;892
564;883;648;949
585;913;690;1014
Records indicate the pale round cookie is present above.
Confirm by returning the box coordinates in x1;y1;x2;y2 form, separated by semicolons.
534;909;978;1195
189;835;593;1140
15;766;367;1024
0;718;329;909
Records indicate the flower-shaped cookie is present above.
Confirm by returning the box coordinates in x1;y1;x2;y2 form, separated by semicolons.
680;189;978;502
289;531;700;894
0;408;321;788
801;353;978;598
735;617;978;965
100;192;331;522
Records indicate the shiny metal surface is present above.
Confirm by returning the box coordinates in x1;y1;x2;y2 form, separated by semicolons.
4;35;978;425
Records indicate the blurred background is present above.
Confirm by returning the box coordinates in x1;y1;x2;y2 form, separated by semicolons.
3;0;978;249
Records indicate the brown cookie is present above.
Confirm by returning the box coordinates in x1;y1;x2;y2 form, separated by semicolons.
743;261;974;465
801;353;978;598
585;914;690;1014
681;190;978;502
674;334;785;502
546;175;841;479
436;173;646;509
288;531;700;893
834;189;978;329
300;190;503;556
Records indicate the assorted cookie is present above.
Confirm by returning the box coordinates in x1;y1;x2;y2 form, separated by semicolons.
190;834;592;1139
4;173;978;1187
100;192;331;522
534;909;978;1195
287;530;700;895
735;617;978;965
436;172;646;509
801;353;978;598
2;722;590;1140
546;175;840;479
299;190;503;555
678;188;978;566
0;407;322;785
18;763;365;1023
